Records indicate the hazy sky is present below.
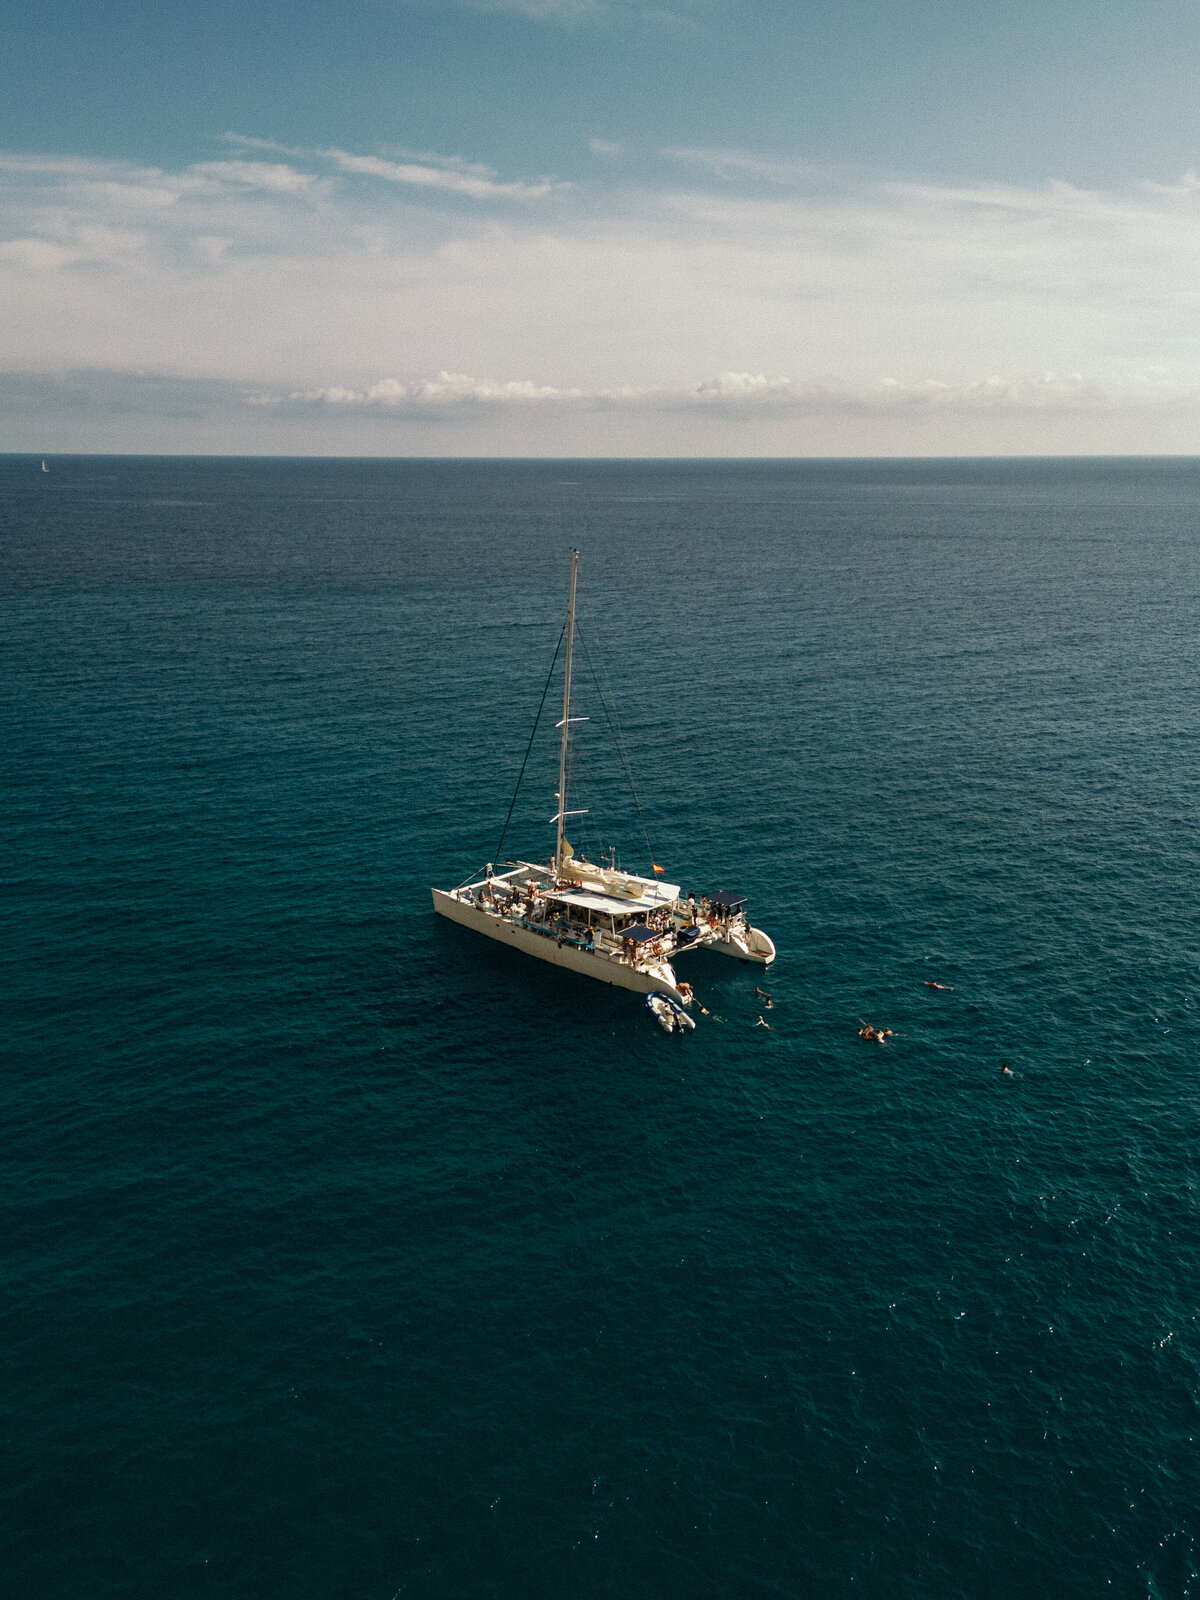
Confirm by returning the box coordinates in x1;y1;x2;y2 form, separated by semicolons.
5;0;1200;454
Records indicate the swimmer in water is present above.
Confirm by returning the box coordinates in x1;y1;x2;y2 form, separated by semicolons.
925;981;954;991
755;1015;773;1030
1001;1062;1014;1077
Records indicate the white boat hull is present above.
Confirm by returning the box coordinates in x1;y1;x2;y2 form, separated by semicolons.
707;925;776;965
432;889;687;1001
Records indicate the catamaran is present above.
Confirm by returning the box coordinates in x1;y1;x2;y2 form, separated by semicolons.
431;550;775;1003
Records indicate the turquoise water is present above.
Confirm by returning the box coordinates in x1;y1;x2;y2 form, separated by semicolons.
5;456;1200;1597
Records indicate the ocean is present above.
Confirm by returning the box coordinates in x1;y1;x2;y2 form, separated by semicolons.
4;455;1200;1598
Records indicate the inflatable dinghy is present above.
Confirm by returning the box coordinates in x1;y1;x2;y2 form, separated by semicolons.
646;993;676;1033
662;995;696;1031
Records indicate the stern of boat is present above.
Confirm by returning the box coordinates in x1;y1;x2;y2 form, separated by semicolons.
708;924;776;965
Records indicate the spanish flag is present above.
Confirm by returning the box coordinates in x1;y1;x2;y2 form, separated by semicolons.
652;863;664;874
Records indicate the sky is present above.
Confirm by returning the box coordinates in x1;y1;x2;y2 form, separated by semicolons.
4;0;1200;455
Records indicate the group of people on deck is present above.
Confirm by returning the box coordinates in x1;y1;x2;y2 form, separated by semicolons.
474;873;751;962
683;892;734;933
474;878;537;919
475;878;514;913
473;877;603;951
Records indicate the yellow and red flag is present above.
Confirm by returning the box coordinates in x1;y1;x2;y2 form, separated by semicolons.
652;863;664;874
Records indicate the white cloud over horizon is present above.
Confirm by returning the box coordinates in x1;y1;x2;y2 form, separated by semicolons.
269;367;1193;416
9;361;1200;423
6;141;1200;452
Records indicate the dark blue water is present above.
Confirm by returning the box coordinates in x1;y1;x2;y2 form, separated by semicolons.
5;456;1200;1599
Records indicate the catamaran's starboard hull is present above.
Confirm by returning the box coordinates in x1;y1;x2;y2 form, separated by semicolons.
432;889;686;1001
707;926;776;965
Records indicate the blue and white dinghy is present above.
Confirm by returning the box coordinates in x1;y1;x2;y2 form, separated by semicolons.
646;993;677;1033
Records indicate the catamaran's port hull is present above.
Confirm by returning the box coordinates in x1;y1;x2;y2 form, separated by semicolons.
432;889;687;1002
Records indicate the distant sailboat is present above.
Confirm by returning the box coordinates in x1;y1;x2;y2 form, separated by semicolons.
40;459;49;473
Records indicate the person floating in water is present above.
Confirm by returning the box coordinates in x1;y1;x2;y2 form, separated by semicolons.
1001;1061;1014;1077
755;987;773;1008
755;1015;773;1030
858;1022;892;1044
925;980;954;991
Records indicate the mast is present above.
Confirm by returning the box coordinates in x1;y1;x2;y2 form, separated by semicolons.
555;549;579;876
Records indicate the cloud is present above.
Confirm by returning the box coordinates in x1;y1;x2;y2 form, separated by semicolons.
323;148;562;201
662;145;826;186
218;133;307;157
258;367;1200;418
0;237;81;271
8;141;1200;452
9;363;1200;458
191;160;319;194
0;141;561;219
692;371;794;403
0;366;257;419
283;371;586;407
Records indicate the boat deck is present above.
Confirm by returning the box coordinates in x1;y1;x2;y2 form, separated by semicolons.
436;858;774;981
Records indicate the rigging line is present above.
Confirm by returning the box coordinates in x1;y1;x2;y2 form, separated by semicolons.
578;611;636;797
577;599;628;766
578;622;648;861
576;618;657;872
493;624;566;864
455;862;491;891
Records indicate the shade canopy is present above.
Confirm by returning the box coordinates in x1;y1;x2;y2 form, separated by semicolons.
549;880;679;915
620;924;659;943
708;891;747;908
